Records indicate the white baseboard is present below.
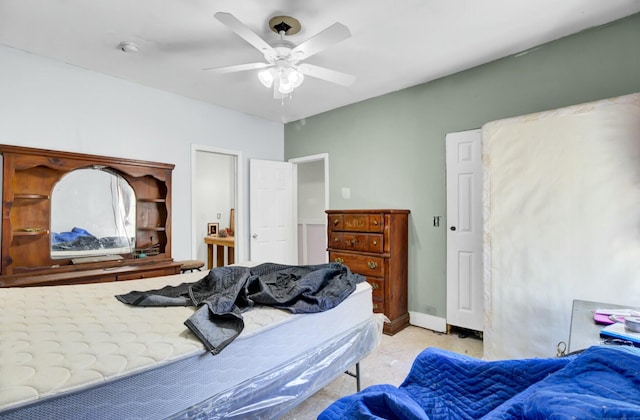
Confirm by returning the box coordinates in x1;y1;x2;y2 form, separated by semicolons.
409;311;447;333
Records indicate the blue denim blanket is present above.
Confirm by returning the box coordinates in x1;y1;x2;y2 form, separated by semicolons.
116;262;364;354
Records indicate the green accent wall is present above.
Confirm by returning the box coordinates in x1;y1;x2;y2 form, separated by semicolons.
284;13;640;319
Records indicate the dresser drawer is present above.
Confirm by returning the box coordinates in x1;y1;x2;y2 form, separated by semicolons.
369;279;385;314
343;233;384;253
343;233;369;252
366;276;384;301
372;300;384;313
330;251;385;277
341;213;385;233
368;214;384;233
367;234;383;253
343;214;369;231
330;232;383;253
330;232;344;248
329;214;343;231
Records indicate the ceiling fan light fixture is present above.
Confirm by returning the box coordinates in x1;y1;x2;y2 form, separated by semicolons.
275;67;302;95
258;69;275;88
285;68;304;87
259;66;304;97
278;77;294;95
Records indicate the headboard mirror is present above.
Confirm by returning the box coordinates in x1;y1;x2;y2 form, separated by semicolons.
0;144;178;287
50;168;136;260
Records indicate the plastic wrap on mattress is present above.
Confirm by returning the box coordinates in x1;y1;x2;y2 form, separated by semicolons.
170;315;384;419
0;315;382;420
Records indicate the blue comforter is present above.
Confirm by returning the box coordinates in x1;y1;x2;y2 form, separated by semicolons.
319;345;640;419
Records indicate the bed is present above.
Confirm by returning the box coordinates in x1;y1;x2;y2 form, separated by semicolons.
0;266;382;419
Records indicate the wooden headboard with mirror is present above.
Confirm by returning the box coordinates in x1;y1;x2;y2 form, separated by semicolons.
0;145;181;287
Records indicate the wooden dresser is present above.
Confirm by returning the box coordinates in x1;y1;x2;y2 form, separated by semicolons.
326;209;410;335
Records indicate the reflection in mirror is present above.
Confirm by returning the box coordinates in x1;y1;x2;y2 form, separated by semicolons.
51;168;136;259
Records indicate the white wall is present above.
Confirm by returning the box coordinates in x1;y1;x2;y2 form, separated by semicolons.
0;45;283;261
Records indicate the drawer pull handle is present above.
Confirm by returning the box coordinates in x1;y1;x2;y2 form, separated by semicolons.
372;240;378;245
370;282;379;290
367;261;378;269
333;219;339;226
334;257;344;264
373;220;379;225
334;237;339;242
373;303;379;310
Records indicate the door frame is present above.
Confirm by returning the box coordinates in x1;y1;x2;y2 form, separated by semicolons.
289;153;330;263
191;144;244;263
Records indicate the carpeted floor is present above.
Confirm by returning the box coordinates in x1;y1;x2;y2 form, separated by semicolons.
281;325;483;419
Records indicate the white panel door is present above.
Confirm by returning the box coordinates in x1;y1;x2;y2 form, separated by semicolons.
249;159;296;264
446;129;483;332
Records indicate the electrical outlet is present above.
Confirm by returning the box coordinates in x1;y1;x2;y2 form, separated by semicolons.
217;213;221;219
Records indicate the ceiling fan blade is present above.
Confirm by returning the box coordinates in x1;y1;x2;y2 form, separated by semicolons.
214;12;276;58
203;62;272;74
291;23;351;60
298;63;355;86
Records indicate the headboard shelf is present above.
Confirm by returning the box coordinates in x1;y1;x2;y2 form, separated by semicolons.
13;229;49;236
14;194;50;199
0;144;180;287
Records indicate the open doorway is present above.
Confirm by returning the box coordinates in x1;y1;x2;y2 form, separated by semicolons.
290;153;329;265
191;145;243;265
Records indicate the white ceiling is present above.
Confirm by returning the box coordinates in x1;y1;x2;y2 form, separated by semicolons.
1;1;639;124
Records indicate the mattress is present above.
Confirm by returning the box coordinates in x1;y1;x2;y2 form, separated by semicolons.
0;268;380;419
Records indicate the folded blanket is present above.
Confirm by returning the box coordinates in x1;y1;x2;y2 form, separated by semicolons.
117;262;364;354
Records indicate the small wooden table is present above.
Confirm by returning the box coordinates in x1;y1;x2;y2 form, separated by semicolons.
204;235;235;269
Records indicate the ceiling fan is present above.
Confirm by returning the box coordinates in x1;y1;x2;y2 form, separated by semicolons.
205;12;356;99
